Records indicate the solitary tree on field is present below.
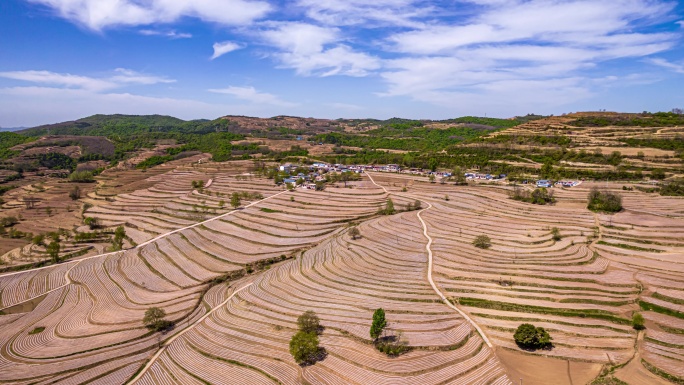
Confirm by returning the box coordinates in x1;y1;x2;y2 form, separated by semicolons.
514;323;552;350
230;192;241;209
370;308;387;341
632;312;645;330
289;330;320;365
46;241;60;263
218;199;225;208
473;234;492;249
297;310;321;334
349;226;361;240
143;307;173;331
382;199;395;215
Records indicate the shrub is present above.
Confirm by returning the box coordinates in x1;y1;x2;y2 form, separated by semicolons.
84;217;98;230
587;188;622;213
512;187;555;205
514;323;552;350
660;181;684;196
551;227;562;241
473;234;492;249
297;310;321;334
289;331;320;365
349;226;360;240
69;185;81;200
32;234;45;245
1;216;19;227
375;332;410;357
46;241;60;263
68;171;94;183
632;312;645;330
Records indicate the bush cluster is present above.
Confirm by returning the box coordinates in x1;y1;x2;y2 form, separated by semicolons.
514;323;552;350
587;188;622;213
512;187;556;205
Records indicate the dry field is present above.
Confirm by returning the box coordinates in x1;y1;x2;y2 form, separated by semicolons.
0;162;683;384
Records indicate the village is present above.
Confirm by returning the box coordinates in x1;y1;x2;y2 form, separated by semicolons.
277;161;581;189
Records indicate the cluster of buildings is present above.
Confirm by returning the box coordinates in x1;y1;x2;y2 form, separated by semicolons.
277;162;579;189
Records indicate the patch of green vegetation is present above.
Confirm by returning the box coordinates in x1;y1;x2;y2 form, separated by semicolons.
639;300;684;319
660;181;684;196
652;292;684;306
642;359;684;385
588;188;622;213
0;132;35;160
260;208;282;213
572;112;684;128
458;297;630;324
136;155;174;169
596;241;662;253
29;326;45;335
591;376;629;385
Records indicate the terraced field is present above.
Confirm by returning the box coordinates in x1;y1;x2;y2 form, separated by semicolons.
369;172;684;384
1;162;683;384
0;166;394;384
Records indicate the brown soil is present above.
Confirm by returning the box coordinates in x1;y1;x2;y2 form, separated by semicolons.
497;348;602;385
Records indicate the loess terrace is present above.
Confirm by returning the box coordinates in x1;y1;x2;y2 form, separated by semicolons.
0;161;683;385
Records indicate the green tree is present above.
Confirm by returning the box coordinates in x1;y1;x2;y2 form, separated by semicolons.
473;234;492;249
230;192;241;209
370;308;387;340
143;307;173;331
46;241;60;263
587;188;622;213
381;198;395;215
513;323;552;350
428;157;438;172
451;167;466;185
541;161;554;179
112;225;125;251
297;310;321;334
289;331;320;365
218;199;225;208
551;227;562;241
632;312;645;330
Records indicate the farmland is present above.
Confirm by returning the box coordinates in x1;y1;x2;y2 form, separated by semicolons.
0;111;683;384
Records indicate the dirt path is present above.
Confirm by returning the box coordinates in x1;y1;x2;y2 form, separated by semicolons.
0;259;82;313
365;172;493;348
128;282;254;384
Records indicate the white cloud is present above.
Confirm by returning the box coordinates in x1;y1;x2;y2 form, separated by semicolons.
297;0;430;28
209;86;297;106
647;58;684;74
211;41;244;60
260;22;381;76
379;0;678;112
0;69;175;91
27;0;272;30
677;21;684;28
139;29;192;39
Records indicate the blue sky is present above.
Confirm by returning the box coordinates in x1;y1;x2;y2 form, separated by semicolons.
0;0;683;127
